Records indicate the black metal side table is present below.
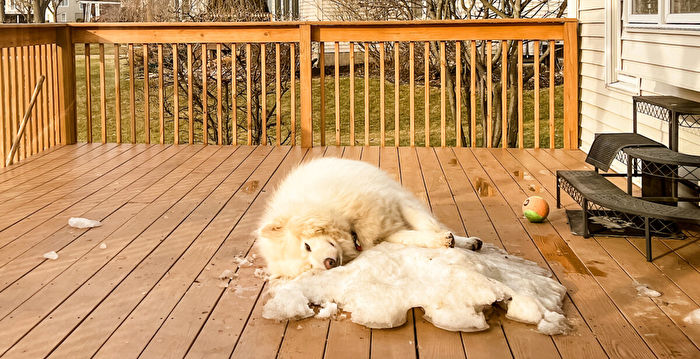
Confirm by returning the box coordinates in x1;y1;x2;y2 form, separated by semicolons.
632;96;700;203
633;96;700;152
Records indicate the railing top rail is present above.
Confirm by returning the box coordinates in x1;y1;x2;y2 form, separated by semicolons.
64;19;576;44
0;23;66;29
66;18;576;27
1;19;577;46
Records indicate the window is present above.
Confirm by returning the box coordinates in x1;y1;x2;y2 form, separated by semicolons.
60;13;66;21
627;0;700;24
667;0;700;23
607;0;641;94
59;0;68;7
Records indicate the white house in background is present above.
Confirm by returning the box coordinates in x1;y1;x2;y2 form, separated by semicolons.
576;0;700;162
2;0;117;22
2;0;78;22
52;0;84;22
3;0;30;22
78;0;120;21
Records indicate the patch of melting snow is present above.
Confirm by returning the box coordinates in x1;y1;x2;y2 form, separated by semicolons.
99;243;107;249
296;324;303;330
262;242;569;334
68;217;102;229
233;285;258;296
634;282;661;298
590;216;633;230
43;251;59;260
683;309;700;325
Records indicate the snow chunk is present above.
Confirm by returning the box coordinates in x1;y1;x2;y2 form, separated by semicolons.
635;282;661;298
43;251;59;260
537;311;569;335
316;302;338;319
234;256;252;267
262;242;568;334
99;243;107;249
254;268;269;280
218;269;237;280
684;309;700;325
68;217;102;229
264;286;314;319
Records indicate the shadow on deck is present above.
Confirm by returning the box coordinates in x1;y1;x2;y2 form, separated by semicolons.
0;143;698;358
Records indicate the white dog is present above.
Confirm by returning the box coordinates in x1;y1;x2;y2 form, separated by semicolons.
256;158;482;279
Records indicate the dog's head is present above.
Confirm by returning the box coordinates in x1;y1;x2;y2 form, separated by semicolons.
256;215;357;279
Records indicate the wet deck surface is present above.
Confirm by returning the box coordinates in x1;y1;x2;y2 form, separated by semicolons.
0;143;699;358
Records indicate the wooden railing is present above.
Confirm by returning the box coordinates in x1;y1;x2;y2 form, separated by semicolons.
0;20;579;167
0;25;72;167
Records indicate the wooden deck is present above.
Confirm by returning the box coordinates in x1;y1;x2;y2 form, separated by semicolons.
0;143;699;359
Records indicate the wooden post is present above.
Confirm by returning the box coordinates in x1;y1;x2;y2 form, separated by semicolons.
55;26;77;145
299;24;313;148
563;20;579;150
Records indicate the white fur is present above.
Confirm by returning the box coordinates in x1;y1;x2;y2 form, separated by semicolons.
256;158;481;279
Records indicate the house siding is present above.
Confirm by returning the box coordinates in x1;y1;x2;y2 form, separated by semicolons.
577;0;700;164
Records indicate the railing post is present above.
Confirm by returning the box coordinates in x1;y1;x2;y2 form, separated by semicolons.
56;25;77;145
563;20;579;150
299;24;313;148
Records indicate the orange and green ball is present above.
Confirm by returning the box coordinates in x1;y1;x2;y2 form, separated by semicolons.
522;196;549;223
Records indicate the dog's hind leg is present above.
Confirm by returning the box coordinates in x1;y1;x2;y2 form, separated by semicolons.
399;200;444;233
397;200;483;251
385;229;455;248
453;235;483;251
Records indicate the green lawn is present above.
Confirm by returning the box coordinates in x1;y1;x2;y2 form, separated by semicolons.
75;47;563;148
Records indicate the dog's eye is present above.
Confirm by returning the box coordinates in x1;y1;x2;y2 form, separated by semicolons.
305;243;311;252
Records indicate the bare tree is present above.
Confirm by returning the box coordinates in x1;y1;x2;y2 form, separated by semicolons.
8;0;51;22
118;0;292;145
46;0;63;22
1;0;6;23
325;0;566;147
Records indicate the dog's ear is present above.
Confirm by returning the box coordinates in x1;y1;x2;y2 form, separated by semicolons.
258;219;287;240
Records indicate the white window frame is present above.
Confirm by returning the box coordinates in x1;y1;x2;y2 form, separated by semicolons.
665;0;700;23
626;0;700;25
627;0;660;23
606;0;641;94
59;0;68;8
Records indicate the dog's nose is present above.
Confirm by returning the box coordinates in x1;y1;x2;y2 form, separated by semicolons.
324;258;337;269
473;238;483;251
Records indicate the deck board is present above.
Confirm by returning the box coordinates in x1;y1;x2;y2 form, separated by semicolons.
0;144;698;358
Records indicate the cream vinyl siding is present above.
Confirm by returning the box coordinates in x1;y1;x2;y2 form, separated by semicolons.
578;0;700;169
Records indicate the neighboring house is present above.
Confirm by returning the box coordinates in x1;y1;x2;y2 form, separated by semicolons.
79;0;120;21
576;0;700;163
52;0;84;22
3;0;30;22
2;0;108;22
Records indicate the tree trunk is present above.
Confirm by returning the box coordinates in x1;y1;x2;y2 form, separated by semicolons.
146;0;153;21
0;0;5;23
32;0;44;22
492;82;503;146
